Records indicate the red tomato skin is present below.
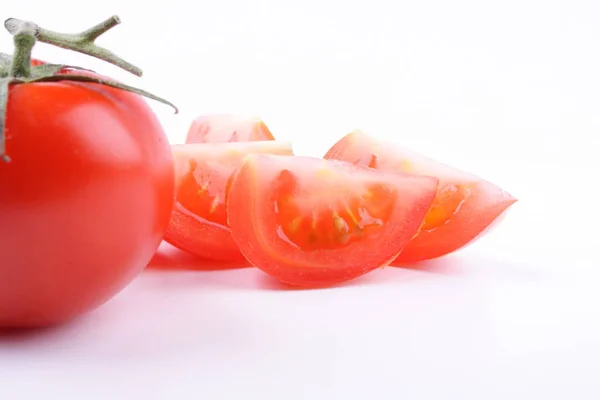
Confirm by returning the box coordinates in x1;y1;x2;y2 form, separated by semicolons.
164;204;247;262
0;73;174;328
227;155;439;287
324;132;517;264
394;181;516;263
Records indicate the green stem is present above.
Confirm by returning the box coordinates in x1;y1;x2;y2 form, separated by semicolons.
4;16;142;77
9;21;37;78
81;15;121;41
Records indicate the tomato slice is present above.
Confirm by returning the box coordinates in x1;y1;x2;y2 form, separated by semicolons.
324;131;517;264
186;114;276;143
227;154;439;286
165;141;293;261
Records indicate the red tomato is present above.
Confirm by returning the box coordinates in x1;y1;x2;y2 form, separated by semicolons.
324;131;517;264
165;141;294;261
0;69;174;328
227;154;439;287
186;114;276;143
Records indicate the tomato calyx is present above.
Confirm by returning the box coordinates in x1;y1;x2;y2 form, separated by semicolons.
0;15;178;163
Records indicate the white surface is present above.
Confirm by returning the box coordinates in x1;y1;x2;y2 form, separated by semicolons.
1;0;599;399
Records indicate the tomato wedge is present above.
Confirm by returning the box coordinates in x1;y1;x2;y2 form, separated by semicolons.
227;154;439;287
165;141;293;261
324;131;517;264
186;114;276;143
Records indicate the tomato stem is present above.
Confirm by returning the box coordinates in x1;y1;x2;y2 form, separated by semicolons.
81;15;122;42
4;16;143;77
9;21;36;78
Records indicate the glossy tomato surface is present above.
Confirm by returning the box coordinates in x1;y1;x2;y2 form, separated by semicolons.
227;154;439;287
324;131;517;264
165;141;294;261
186;114;275;143
0;70;174;328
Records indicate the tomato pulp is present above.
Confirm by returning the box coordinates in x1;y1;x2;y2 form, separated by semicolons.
186;114;276;143
165;141;294;261
227;154;439;286
0;70;174;328
324;131;517;264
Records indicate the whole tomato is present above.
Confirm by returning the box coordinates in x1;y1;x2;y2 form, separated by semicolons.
0;17;175;328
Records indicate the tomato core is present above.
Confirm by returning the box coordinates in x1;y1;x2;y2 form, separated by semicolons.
272;168;397;251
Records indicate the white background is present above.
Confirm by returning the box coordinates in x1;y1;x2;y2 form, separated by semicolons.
1;0;599;398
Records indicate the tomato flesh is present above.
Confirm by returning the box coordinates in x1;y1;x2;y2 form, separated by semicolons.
186;114;275;143
275;169;397;250
324;131;517;264
227;154;439;286
165;141;293;261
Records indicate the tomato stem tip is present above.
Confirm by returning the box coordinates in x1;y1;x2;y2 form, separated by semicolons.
80;15;121;42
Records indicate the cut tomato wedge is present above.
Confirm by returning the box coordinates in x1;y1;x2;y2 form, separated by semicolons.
324;131;517;264
227;154;439;286
186;114;276;143
165;141;294;261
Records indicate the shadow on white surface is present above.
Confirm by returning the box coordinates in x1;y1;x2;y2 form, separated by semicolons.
0;247;598;399
147;242;253;271
145;241;472;291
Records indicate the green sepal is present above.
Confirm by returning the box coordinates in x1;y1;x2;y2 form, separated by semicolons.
28;64;96;78
0;53;11;77
26;73;178;113
0;78;11;162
